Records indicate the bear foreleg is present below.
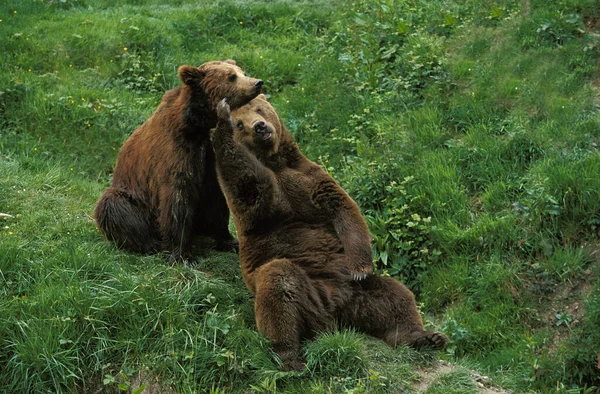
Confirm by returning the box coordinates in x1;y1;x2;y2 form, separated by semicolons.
310;179;374;281
213;98;277;230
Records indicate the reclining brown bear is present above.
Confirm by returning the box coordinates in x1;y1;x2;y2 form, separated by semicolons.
212;94;448;371
94;60;262;261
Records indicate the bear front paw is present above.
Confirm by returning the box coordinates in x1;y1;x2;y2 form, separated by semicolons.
349;258;374;281
351;265;374;281
217;98;231;120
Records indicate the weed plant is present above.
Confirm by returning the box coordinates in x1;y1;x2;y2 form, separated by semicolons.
1;0;599;392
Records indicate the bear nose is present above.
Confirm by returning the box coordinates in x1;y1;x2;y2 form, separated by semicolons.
254;80;263;89
254;121;267;134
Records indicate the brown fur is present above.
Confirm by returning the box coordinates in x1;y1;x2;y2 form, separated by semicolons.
212;96;448;370
94;60;262;261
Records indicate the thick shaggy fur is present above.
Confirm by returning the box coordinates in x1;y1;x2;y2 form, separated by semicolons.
94;60;262;260
212;95;448;370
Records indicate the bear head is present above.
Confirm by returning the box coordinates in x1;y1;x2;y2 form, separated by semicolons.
178;59;263;110
230;94;289;158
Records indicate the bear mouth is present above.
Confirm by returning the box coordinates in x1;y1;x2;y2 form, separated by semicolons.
262;132;273;141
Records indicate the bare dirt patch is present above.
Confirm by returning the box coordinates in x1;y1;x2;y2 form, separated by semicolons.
539;246;600;355
522;0;531;17
413;360;513;393
129;371;177;394
586;16;600;109
584;16;600;33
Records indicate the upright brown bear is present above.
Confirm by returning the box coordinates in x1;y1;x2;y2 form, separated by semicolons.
212;95;448;371
94;60;262;261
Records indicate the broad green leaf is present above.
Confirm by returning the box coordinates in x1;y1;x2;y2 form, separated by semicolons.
444;13;457;27
491;6;504;18
398;21;410;34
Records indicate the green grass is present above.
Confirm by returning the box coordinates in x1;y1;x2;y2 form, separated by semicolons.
424;368;479;394
2;0;600;392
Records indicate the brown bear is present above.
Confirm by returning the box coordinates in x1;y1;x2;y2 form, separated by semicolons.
94;60;263;261
212;95;448;371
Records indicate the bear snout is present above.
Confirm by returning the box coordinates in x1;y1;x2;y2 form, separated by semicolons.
253;121;267;134
254;80;263;89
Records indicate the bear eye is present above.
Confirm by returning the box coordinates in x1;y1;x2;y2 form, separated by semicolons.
236;121;244;130
256;107;263;114
228;74;237;82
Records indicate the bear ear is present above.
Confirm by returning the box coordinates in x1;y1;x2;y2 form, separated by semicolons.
258;93;267;99
178;65;205;85
224;59;237;65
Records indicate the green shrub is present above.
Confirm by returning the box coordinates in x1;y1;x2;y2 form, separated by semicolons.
341;158;440;293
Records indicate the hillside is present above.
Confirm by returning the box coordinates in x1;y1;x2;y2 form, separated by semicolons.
1;0;599;392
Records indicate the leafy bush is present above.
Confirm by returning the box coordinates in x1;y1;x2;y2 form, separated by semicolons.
117;51;164;94
324;0;449;103
341;158;439;293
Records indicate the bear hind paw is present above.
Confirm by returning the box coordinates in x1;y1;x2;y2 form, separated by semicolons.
410;331;448;351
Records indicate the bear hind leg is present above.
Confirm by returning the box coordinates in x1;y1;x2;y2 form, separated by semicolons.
254;259;333;371
341;276;448;351
94;187;158;253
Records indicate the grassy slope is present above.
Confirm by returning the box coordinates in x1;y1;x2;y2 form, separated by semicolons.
1;0;599;392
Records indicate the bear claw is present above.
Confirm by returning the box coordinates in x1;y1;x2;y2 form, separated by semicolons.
352;273;369;281
351;264;373;281
217;98;231;120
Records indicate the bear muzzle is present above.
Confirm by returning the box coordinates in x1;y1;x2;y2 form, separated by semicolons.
253;121;273;141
